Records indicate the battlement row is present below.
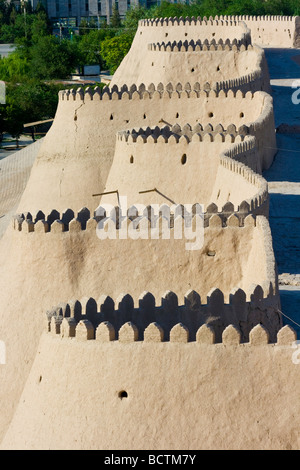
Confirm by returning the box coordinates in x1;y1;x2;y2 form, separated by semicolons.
221;15;296;22
220;154;268;196
46;284;277;320
138;15;297;27
139;16;244;27
216;71;262;94
220;135;261;172
148;38;251;52
48;319;294;346
12;210;261;234
117;123;250;143
45;278;281;343
58;82;261;102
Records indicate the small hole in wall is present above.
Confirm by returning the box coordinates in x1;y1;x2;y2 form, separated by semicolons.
181;154;187;165
74;114;77;121
207;250;216;257
208;112;214;118
176;112;179;118
217;65;220;71
165;32;168;37
130;155;134;164
110;114;113;120
38;375;42;383
143;113;146;119
185;32;188;36
191;68;195;72
151;62;154;66
118;390;128;399
240;112;244;118
212;32;215;36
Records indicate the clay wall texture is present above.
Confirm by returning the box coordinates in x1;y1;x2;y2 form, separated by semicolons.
0;15;298;450
233;15;300;47
111;19;272;93
18;86;275;215
1;325;299;450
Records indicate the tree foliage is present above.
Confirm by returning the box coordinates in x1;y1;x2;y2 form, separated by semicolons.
111;4;122;29
2;80;64;139
2;0;300;137
77;29;114;67
100;31;134;74
0;49;29;82
29;35;79;79
130;0;300;19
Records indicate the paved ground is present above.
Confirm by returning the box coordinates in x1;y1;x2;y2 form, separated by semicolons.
0;135;34;159
0;139;42;238
0;44;16;58
264;47;300;336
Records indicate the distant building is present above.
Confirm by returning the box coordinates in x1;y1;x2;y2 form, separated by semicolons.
24;1;189;29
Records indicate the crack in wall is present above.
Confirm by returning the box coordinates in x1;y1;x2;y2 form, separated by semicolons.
74;102;84;132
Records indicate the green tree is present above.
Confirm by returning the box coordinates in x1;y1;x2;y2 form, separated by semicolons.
0;106;5;139
2;80;65;142
29;35;79;79
100;31;134;74
30;11;52;43
77;29;114;67
3;102;23;145
111;4;122;29
0;24;15;43
0;2;52;44
79;18;89;36
0;50;30;82
149;1;190;19
122;5;149;30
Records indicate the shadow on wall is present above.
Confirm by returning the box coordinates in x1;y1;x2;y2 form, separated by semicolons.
262;48;300;340
264;134;300;182
264;48;300;79
280;289;300;338
263;133;300;276
268;194;300;275
270;85;300;128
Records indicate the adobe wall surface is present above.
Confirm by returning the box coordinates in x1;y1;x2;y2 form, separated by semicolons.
0;15;294;450
111;19;271;93
0;210;280;441
101;130;268;211
1;326;299;450
7;214;276;308
19;86;274;215
112;47;266;91
231;15;300;48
